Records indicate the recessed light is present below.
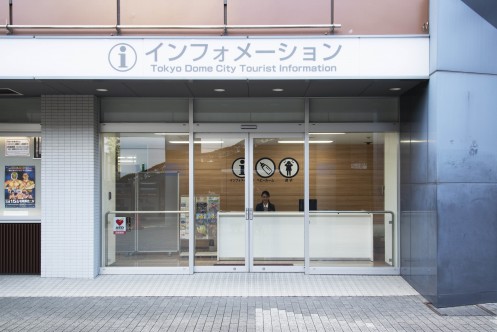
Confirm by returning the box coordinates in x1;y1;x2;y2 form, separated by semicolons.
389;87;401;91
96;88;108;92
272;88;284;92
214;88;225;92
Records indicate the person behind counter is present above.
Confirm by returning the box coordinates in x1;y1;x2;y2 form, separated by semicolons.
255;190;276;211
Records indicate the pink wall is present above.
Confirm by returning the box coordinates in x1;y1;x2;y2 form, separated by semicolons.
227;0;332;35
3;0;428;36
120;0;224;35
11;0;117;35
0;0;9;34
334;0;429;35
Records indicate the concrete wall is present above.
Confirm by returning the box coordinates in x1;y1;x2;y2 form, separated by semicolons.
401;0;497;307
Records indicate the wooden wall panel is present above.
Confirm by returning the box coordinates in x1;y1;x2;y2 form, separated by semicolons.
0;223;40;274
167;141;385;212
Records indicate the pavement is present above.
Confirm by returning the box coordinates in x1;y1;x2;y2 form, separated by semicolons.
0;274;496;331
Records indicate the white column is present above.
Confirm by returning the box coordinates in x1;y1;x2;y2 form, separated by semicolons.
41;95;100;278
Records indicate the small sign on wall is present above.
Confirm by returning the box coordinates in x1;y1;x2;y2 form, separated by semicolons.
113;217;127;235
5;137;30;157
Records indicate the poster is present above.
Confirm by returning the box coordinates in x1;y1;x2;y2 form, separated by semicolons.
180;195;220;240
195;195;219;239
4;166;35;208
180;196;189;239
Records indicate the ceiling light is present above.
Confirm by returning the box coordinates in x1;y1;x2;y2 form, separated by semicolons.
154;133;189;136
389;87;401;91
278;140;333;144
96;88;108;92
311;133;345;135
272;88;284;92
169;140;224;144
214;88;225;92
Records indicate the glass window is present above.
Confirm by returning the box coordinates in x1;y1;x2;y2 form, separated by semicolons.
0;98;41;123
194;98;305;123
102;133;189;267
310;98;398;122
308;132;396;268
101;98;189;123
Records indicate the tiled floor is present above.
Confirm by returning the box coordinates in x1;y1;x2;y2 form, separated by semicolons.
0;274;417;297
1;274;497;331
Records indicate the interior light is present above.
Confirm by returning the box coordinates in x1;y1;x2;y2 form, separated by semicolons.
389;87;402;91
214;88;226;92
96;88;108;92
278;140;333;144
169;140;224;144
311;132;345;135
154;133;189;136
272;88;284;92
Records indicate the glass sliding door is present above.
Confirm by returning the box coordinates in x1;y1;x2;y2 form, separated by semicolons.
193;134;248;271
193;133;304;272
251;135;305;272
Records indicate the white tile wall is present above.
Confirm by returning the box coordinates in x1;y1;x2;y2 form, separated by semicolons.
40;95;100;279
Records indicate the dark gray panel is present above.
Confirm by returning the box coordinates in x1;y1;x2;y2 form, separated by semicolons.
361;80;425;97
432;0;497;75
0;78;427;98
437;183;497;307
408;184;438;301
248;80;309;97
434;72;497;183
462;0;497;29
187;80;249;97
122;80;192;97
400;81;438;304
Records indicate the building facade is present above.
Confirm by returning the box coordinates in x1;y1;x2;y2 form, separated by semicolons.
0;0;495;308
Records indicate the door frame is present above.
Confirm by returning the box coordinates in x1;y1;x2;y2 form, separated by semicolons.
247;133;306;273
192;132;305;273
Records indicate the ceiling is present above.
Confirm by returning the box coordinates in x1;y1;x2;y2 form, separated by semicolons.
0;78;425;98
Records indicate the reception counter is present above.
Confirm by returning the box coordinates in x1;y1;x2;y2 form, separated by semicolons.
217;212;373;261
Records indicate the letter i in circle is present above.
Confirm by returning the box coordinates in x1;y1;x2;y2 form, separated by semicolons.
119;46;127;68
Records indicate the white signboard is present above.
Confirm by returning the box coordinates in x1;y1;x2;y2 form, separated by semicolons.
5;138;30;157
0;37;429;79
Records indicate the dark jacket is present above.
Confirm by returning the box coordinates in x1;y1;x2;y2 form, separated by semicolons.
255;202;276;211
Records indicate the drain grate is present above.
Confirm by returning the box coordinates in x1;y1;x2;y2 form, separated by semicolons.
425;302;496;316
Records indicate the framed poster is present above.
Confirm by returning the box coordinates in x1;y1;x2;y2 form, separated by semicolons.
4;166;35;208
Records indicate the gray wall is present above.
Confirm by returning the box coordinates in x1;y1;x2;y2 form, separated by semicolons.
400;0;497;307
